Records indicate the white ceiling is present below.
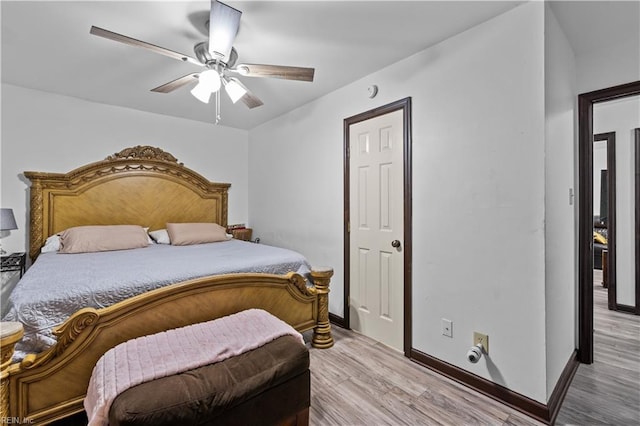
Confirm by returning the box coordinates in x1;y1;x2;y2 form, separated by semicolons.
548;0;639;55
1;1;638;130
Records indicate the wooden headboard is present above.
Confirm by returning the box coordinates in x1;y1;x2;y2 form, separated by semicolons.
24;146;230;261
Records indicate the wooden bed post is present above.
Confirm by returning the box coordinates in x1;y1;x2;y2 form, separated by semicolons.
310;267;334;348
1;322;24;419
28;180;43;263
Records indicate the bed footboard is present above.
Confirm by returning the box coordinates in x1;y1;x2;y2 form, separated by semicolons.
1;322;23;420
1;271;333;424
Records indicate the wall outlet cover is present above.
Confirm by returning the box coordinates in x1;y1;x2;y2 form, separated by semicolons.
441;319;453;337
473;332;489;354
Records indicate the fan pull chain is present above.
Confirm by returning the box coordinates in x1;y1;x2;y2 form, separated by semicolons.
215;87;221;124
214;61;221;125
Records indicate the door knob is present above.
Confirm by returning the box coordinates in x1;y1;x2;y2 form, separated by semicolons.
391;240;401;248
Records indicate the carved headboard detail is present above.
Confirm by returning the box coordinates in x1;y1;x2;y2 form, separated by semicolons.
24;146;230;261
105;145;183;164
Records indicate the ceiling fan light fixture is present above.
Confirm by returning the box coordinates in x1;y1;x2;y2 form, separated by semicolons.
199;69;222;92
191;69;221;103
90;0;314;121
223;77;247;103
191;82;213;103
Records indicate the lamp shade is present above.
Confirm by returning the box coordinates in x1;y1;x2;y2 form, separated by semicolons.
191;82;213;104
224;77;247;104
0;208;17;231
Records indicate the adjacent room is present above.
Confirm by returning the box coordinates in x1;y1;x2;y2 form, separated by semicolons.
1;1;638;425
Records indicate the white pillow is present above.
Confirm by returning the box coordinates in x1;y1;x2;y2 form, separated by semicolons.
143;227;154;244
41;235;61;253
149;229;171;245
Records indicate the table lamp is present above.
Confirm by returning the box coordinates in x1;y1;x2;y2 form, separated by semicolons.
0;208;18;255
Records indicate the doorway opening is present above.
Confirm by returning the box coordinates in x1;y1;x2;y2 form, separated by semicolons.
578;80;640;364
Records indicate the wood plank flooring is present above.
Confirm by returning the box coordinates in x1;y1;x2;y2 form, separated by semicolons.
308;269;639;425
306;327;542;426
555;270;640;425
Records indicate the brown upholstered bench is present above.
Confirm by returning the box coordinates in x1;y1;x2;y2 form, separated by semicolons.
108;335;310;426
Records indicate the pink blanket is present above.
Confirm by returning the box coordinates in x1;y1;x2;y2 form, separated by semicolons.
84;309;303;426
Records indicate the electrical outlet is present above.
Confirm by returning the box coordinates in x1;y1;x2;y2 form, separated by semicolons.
473;332;489;354
441;319;453;337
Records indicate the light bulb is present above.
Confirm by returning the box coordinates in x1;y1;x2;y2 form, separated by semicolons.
190;70;221;103
199;69;221;92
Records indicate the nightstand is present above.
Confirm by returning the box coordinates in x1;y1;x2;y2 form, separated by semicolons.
1;252;26;278
230;228;253;242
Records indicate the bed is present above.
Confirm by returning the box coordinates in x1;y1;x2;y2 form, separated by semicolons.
0;145;333;424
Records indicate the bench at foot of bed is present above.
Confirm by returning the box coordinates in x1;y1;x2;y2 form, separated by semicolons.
109;334;310;426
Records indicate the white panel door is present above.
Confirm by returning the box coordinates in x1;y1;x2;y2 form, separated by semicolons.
349;109;404;351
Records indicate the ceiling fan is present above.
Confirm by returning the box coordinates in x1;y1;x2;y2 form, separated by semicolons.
90;0;314;121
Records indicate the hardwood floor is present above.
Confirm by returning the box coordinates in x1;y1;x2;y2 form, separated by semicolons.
555;270;640;425
307;328;542;426
309;270;639;425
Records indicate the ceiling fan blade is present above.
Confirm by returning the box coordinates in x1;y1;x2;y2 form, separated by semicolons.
232;64;315;82
240;90;264;109
90;26;202;66
208;0;242;63
222;77;263;108
151;73;200;93
230;79;263;109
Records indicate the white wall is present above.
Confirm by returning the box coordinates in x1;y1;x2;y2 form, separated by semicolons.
250;2;550;402
0;84;249;255
543;3;577;398
577;38;640;94
594;96;640;307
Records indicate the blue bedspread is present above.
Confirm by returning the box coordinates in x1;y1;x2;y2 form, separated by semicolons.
2;240;310;360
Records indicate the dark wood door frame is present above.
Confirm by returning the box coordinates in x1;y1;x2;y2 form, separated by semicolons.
635;129;640;314
593;132;617;310
578;80;640;364
342;97;413;356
